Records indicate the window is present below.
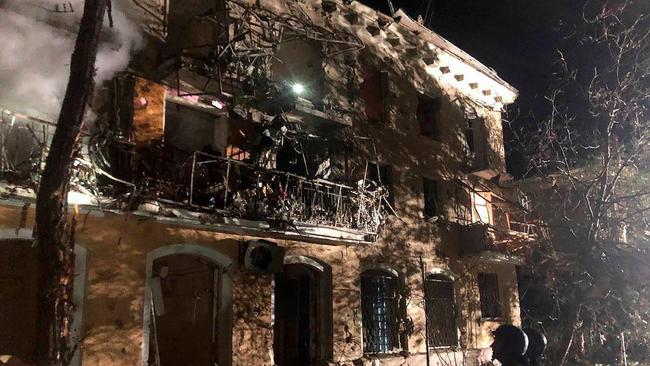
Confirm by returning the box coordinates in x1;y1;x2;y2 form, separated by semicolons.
423;178;441;219
361;69;389;123
361;270;400;353
367;162;394;209
164;102;227;154
417;94;441;139
424;274;458;347
478;273;502;318
472;192;491;224
464;118;476;153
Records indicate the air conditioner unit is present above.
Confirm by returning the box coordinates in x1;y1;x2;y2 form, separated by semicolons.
240;240;286;273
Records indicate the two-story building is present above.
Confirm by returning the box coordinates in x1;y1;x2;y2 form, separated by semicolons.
0;0;538;365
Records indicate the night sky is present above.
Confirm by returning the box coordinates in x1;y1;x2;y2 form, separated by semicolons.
359;0;581;176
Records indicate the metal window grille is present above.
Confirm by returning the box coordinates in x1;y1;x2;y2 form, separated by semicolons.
425;274;458;347
361;271;399;353
478;273;502;318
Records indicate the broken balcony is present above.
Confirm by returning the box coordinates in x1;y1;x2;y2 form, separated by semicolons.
109;143;386;243
458;203;538;263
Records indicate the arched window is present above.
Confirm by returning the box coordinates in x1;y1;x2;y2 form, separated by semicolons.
360;269;400;353
424;274;458;347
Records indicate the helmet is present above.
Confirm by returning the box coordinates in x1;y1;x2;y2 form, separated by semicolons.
491;324;529;364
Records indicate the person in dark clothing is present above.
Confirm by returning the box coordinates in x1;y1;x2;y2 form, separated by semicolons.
491;324;530;366
523;328;547;366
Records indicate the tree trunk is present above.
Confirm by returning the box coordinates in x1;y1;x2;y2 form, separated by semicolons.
35;1;107;364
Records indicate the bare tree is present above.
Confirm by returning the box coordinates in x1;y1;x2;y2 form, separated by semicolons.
34;0;107;364
516;1;650;364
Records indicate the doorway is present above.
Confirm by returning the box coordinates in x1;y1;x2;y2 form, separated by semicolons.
274;260;332;366
149;254;218;366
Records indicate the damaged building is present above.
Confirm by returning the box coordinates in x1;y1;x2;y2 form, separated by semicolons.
0;0;542;365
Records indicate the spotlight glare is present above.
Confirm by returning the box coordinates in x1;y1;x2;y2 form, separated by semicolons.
292;83;305;95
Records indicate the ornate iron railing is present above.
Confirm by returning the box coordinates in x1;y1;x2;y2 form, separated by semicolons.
129;149;386;235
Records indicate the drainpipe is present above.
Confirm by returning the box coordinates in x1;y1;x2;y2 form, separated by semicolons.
419;256;431;366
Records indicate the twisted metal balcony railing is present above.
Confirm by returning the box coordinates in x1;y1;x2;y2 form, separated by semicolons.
123;147;386;235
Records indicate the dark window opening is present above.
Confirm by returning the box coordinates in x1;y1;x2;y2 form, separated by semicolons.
361;69;389;123
424;274;458;347
464;118;476;153
361;270;400;353
164;103;227;155
478;273;502;318
423;178;441;219
367;162;394;209
417;95;441;139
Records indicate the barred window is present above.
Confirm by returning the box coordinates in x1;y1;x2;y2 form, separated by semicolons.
478;273;502;318
424;274;458;347
361;270;400;353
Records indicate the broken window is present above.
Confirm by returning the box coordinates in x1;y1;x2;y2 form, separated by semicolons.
361;269;400;353
423;178;441;219
0;112;53;180
164;103;227;155
464;118;476;153
465;117;489;168
367;161;394;209
472;192;491;224
424;274;458;347
478;273;502;318
417;94;441;139
361;69;389;123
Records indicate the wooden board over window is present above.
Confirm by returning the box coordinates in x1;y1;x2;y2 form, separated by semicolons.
132;77;166;146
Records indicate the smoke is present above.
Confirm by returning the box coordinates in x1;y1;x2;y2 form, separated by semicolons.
0;0;143;120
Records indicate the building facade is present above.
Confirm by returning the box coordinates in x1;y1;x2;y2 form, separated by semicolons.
0;0;538;365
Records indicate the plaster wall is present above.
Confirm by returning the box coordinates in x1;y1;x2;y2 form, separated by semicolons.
0;201;519;366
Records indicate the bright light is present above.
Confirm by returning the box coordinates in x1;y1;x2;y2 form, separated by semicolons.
291;83;305;95
211;99;225;109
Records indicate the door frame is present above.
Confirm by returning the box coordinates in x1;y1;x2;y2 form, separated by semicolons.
142;244;233;366
274;255;333;365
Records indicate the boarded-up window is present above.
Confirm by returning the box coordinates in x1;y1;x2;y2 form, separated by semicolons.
423;178;441;219
417;95;441;139
425;274;458;347
361;270;400;353
478;273;502;318
361;70;389;123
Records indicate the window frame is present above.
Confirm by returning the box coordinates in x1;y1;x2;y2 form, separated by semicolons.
424;273;459;348
360;269;401;354
417;94;441;140
366;161;394;209
471;191;492;224
423;178;441;219
477;272;503;319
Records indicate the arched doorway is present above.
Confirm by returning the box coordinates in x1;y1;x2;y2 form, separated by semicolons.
274;257;332;366
142;244;233;366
